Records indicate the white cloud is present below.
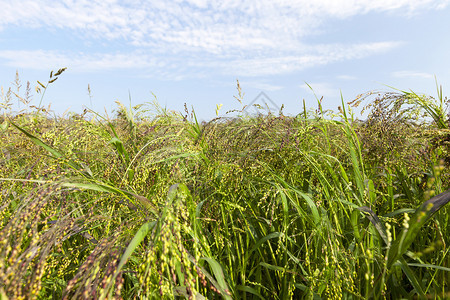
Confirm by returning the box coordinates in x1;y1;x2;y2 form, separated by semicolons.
337;75;357;80
0;49;215;81
392;71;434;79
0;0;446;51
300;82;340;98
0;50;158;71
0;0;446;77
0;40;402;79
221;41;402;77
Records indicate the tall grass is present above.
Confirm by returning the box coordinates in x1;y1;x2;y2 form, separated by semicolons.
0;73;449;299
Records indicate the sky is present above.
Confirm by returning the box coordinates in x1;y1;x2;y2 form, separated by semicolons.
1;0;450;120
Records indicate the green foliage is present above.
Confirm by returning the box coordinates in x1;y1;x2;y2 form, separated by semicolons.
0;72;449;299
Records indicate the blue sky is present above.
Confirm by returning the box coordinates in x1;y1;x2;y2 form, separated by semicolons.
1;0;449;120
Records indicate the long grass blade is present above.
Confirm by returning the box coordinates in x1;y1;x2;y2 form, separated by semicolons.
399;257;426;299
407;263;450;272
235;285;265;299
387;189;450;269
199;257;232;299
357;206;390;246
9;120;92;177
101;221;156;300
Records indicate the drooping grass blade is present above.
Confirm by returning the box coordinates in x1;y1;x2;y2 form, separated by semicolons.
387;189;450;269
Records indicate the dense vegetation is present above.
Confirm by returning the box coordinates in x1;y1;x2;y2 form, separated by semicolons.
0;72;449;299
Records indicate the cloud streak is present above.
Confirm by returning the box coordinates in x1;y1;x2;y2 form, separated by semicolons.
300;82;340;98
0;0;447;77
0;41;401;78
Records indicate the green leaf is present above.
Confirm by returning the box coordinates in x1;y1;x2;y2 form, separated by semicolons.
294;283;323;300
271;174;320;225
116;221;156;274
0;178;157;214
60;181;156;213
9;120;92;177
109;137;129;164
248;232;282;256
235;285;264;299
295;190;320;226
351;208;362;242
357;206;390;246
101;221;156;300
398;258;426;299
387;189;450;269
259;262;285;272
407;263;450;272
10;120;62;158
200;257;232;299
383;208;416;218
